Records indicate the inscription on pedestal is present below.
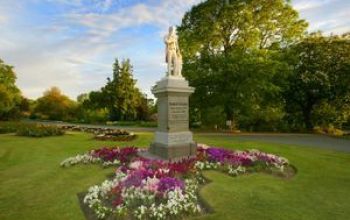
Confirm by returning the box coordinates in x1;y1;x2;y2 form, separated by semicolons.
168;134;192;144
168;101;188;120
168;98;188;131
155;131;193;145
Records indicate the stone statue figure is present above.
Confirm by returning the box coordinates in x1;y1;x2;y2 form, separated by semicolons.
164;26;182;77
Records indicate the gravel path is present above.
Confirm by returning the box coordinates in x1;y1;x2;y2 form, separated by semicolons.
232;133;350;152
32;120;350;152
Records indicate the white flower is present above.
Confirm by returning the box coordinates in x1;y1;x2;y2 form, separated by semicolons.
197;143;210;149
102;159;120;167
60;153;101;167
129;160;143;170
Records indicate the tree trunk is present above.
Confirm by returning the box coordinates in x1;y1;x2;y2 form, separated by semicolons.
303;107;313;130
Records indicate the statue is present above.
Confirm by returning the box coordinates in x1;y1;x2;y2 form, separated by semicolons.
164;26;182;77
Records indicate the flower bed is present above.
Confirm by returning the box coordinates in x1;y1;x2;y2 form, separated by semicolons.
0;121;65;137
60;125;137;141
61;144;293;219
94;131;137;142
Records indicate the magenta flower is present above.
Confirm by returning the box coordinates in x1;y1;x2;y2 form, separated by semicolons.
91;146;138;163
206;148;231;163
122;170;145;188
157;177;185;192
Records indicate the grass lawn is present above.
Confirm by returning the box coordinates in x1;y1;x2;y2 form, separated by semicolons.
1;132;350;220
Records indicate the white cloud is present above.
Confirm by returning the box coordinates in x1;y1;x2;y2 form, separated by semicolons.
293;0;333;11
292;0;350;34
0;14;7;24
96;0;114;12
66;0;201;39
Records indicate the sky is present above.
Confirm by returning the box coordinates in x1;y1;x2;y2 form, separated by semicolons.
0;0;349;100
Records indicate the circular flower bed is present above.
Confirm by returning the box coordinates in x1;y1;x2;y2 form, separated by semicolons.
94;131;137;142
60;126;137;141
61;144;293;219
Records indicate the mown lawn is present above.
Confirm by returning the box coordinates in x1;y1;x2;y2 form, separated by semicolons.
0;132;350;220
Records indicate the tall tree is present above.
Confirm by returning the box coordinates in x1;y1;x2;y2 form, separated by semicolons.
102;59;148;121
178;0;307;129
34;87;77;121
283;33;350;129
0;59;22;120
78;59;149;122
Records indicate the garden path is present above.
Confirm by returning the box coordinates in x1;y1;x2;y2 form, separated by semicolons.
203;133;350;153
30;120;350;152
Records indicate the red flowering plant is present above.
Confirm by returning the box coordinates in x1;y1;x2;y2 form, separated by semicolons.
92;146;139;164
60;146;139;168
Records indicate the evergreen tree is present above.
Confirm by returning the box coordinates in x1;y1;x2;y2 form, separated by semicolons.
102;59;148;121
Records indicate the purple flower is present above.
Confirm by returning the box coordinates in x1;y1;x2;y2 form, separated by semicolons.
206;148;231;162
157;177;185;192
122;170;144;187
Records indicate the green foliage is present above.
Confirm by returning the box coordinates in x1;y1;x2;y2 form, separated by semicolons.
79;59;151;122
312;100;350;128
16;123;65;137
201;106;226;128
313;125;344;137
78;108;110;124
178;0;307;58
0;121;20;134
33;87;77;121
0;121;64;137
178;0;307;130
283;33;350;129
0;59;22;120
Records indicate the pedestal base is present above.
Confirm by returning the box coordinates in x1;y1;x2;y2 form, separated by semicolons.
147;142;197;160
148;76;196;160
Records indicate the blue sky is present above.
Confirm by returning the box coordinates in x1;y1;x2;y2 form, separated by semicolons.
0;0;349;100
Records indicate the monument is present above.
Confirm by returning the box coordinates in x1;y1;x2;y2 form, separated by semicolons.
148;26;196;160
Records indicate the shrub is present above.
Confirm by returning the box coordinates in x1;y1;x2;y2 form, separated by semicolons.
313;125;344;137
0;121;19;134
326;125;344;137
16;124;65;137
313;126;323;134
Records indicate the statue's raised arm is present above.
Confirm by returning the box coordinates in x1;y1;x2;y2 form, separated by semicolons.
164;26;183;77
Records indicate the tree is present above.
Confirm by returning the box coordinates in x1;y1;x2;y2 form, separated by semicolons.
0;59;22;120
178;0;307;129
283;33;350;129
78;59;150;122
102;59;148;121
179;0;307;57
34;87;77;121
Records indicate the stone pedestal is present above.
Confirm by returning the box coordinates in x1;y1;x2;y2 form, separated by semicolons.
148;76;196;160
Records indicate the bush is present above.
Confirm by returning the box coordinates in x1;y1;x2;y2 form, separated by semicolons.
0;121;20;134
313;125;344;137
78;108;109;124
16;124;65;137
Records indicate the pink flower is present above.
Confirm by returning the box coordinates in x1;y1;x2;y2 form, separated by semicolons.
142;177;160;192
